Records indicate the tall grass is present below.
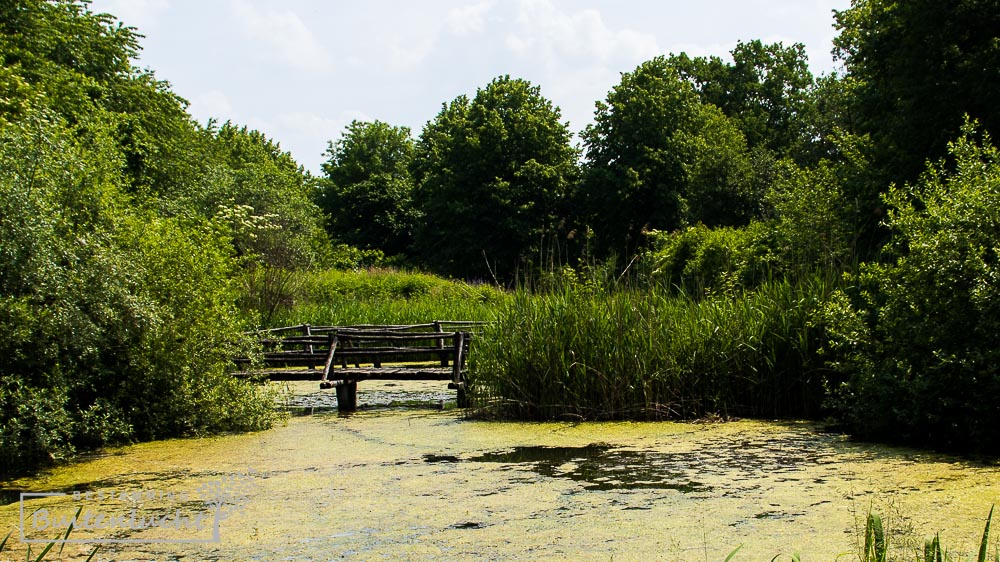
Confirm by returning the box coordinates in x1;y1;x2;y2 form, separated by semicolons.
272;267;839;421
266;268;506;327
469;272;839;420
856;506;998;562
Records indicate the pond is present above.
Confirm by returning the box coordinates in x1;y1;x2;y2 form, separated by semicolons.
2;381;998;561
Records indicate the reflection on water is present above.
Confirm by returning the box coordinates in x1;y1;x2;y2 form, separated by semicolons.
1;380;998;561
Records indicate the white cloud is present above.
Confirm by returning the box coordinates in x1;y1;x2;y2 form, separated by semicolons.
277;110;371;141
383;33;439;70
92;0;170;29
189;90;235;121
505;0;661;67
230;0;332;72
446;0;496;36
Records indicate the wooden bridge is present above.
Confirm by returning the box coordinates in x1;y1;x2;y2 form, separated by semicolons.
232;321;482;410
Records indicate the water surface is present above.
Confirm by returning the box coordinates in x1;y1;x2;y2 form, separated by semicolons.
2;380;998;561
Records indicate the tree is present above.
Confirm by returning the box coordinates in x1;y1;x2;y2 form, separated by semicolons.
0;1;281;472
0;0;204;197
319;120;417;257
834;0;1000;185
1;110;273;472
200;122;327;269
668;41;816;160
412;76;579;280
582;57;756;258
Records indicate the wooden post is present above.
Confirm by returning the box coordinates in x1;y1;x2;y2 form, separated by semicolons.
450;332;465;384
305;324;314;369
336;381;358;411
452;331;469;407
435;321;448;367
320;333;338;382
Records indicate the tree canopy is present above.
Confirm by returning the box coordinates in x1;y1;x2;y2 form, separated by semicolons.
319;120;418;257
412;76;578;280
834;0;1000;184
581;57;758;258
668;40;816;160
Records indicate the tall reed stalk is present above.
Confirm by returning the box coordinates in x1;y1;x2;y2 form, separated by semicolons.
469;272;838;420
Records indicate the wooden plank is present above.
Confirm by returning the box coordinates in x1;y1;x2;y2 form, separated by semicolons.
325;367;455;380
332;331;458;341
233;369;325;380
259;336;331;346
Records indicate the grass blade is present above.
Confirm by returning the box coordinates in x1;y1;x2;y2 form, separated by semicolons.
58;506;83;554
924;534;940;562
979;505;995;562
724;544;744;562
865;513;887;562
31;540;54;562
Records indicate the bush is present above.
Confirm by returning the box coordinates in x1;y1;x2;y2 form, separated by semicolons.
649;222;779;294
0;110;274;475
823;123;1000;451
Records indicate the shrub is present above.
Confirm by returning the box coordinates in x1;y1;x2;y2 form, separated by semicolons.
0;110;274;475
823;123;1000;451
649;222;779;294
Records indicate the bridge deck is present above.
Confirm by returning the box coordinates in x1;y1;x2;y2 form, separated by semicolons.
231;323;479;410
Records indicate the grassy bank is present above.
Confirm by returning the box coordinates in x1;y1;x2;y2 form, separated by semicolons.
273;268;840;422
264;268;505;328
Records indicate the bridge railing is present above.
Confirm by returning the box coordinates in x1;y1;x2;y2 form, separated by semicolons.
232;322;481;410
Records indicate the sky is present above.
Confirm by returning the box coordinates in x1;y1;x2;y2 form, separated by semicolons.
88;0;853;175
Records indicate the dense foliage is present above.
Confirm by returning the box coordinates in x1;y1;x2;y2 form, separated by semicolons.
0;0;328;474
581;57;759;258
4;0;1000;472
318;120;417;258
410;76;579;281
834;0;1000;185
823;125;1000;451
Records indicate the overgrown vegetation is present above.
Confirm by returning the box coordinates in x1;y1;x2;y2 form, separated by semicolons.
4;0;1000;476
470;272;837;421
0;1;312;474
268;268;505;328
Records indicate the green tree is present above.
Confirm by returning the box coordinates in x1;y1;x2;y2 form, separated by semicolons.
669;41;816;160
1;110;273;473
834;0;1000;185
582;57;756;258
319;120;417;256
412;76;579;280
0;0;204;197
200;122;326;269
0;1;285;473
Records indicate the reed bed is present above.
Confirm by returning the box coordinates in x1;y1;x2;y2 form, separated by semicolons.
469;273;839;421
272;267;840;421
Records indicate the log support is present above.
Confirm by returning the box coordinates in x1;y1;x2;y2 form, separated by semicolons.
335;381;358;411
